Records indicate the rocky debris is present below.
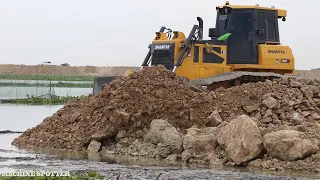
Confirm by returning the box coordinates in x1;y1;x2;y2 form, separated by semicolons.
182;126;218;163
144;119;183;155
262;97;278;109
165;154;179;162
205;110;222;126
243;104;260;113
312;113;320;120
137;142;156;158
217;115;263;165
263;130;319;161
289;79;302;88
87;140;101;152
91;132;109;141
10;66;320;173
155;143;172;158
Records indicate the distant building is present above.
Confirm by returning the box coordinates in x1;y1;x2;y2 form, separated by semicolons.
60;63;70;66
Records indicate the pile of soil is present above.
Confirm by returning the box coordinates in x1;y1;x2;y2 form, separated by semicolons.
11;66;320;173
12;66;216;150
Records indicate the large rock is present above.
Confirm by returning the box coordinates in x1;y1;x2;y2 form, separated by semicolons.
137;142;156;158
289;79;302;88
205;110;223;126
243;104;260;113
217;115;263;165
263;130;319;161
183;127;218;160
262;97;278;109
91;132;109;141
87;140;101;152
144;119;183;154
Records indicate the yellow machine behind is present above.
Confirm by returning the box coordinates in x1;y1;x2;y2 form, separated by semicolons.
141;1;294;90
93;1;295;93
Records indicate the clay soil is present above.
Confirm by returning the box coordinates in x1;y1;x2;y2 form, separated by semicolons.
11;65;320;174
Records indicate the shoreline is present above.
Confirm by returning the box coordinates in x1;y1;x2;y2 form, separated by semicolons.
10;142;320;179
1;96;87;105
0;74;95;81
0;82;93;88
9;143;320;179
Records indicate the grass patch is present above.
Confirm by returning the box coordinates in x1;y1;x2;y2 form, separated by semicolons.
0;82;93;88
0;74;95;81
2;96;87;105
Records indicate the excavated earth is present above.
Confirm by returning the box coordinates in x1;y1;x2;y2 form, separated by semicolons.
11;66;320;174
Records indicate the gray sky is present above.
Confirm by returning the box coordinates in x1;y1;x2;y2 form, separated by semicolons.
0;0;317;70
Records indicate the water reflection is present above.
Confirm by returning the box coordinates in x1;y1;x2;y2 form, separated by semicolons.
0;104;63;132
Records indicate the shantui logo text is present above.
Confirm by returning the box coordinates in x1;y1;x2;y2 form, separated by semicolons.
268;49;285;54
154;44;170;50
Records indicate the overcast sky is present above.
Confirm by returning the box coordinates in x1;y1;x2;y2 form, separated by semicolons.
0;0;317;70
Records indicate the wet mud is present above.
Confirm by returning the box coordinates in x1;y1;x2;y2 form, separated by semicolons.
1;147;318;180
1;133;319;180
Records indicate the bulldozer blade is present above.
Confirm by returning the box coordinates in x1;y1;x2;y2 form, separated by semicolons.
123;69;133;77
93;76;120;94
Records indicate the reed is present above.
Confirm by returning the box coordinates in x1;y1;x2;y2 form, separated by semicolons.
3;96;87;105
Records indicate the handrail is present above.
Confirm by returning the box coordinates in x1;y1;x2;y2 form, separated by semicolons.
265;41;282;45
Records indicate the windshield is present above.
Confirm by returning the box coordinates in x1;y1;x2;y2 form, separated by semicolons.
216;12;230;36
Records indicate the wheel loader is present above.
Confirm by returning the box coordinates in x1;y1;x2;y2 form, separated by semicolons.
93;1;294;93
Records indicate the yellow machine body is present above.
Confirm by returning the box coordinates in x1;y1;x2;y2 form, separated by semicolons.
150;36;294;81
142;1;295;89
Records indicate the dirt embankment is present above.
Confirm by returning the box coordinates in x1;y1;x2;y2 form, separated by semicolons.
0;64;140;76
11;66;320;173
1;64;320;79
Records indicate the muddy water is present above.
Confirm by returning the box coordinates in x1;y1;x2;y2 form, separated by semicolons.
0;104;319;179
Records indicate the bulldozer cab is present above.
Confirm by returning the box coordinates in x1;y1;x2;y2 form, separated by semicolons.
211;4;286;65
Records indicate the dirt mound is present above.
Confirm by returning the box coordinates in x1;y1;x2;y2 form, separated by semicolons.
11;66;320;173
11;66;216;150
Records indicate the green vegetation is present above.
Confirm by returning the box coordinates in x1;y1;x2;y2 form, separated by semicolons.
0;171;104;180
0;82;93;88
3;96;87;105
0;74;95;81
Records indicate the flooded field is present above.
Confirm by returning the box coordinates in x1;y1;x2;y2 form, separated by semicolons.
0;79;93;84
0;104;320;179
0;86;91;100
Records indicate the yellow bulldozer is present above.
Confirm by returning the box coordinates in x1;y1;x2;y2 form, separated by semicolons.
93;1;294;94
